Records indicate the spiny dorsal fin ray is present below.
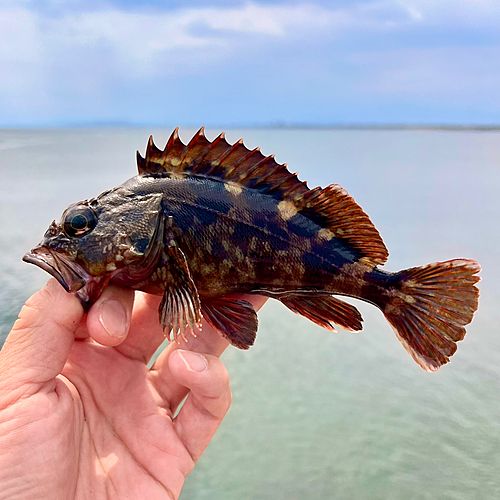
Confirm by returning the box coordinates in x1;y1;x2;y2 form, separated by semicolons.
137;128;309;197
137;128;388;267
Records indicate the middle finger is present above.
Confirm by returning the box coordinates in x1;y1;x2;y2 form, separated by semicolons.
150;295;268;411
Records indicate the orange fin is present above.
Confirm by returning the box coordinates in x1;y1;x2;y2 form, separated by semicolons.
138;129;388;266
383;259;481;371
295;185;388;267
280;294;363;332
137;127;310;201
201;297;258;349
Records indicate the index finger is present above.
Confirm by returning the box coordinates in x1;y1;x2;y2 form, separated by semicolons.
150;295;268;411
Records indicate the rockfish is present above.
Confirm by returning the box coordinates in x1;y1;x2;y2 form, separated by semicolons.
23;128;481;371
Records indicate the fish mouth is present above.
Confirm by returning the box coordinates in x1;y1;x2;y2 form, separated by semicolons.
23;248;89;294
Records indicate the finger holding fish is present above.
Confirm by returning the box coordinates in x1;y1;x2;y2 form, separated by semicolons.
150;294;268;413
85;284;135;346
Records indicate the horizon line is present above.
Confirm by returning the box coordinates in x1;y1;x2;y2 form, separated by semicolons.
1;122;500;131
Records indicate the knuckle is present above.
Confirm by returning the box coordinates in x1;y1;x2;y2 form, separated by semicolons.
219;366;230;389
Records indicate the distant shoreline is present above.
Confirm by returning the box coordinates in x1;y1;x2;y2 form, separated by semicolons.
1;123;500;131
254;124;500;131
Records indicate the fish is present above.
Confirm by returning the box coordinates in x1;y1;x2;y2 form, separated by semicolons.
23;127;481;371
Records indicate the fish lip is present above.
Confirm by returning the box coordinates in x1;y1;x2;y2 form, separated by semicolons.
23;248;88;293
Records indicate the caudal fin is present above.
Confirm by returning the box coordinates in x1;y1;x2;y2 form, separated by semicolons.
383;259;480;371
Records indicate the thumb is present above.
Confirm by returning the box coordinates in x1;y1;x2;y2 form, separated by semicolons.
0;279;83;395
85;284;135;347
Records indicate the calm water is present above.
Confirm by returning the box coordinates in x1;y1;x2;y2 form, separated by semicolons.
1;128;499;499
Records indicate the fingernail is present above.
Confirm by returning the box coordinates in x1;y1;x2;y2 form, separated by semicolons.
177;350;208;372
99;300;128;338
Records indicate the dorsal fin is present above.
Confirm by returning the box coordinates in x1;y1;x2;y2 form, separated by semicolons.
137;126;311;200
137;128;388;267
295;184;388;266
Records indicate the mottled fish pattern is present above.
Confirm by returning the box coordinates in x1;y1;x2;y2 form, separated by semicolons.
24;128;481;371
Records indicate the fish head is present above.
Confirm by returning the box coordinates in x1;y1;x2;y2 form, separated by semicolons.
23;186;165;307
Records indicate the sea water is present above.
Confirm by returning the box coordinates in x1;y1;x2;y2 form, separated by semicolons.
0;128;499;499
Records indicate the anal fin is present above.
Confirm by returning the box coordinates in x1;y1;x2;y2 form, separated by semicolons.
280;294;363;332
201;297;258;349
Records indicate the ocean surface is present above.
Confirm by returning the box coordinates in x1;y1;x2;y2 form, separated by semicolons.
1;128;499;499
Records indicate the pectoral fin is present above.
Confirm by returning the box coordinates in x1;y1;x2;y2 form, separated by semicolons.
280;294;363;332
158;245;202;343
201;297;258;349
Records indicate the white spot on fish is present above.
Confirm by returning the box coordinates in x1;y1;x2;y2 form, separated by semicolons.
169;172;184;180
317;228;335;241
201;263;215;275
224;183;243;196
106;262;117;272
235;247;244;262
277;200;298;221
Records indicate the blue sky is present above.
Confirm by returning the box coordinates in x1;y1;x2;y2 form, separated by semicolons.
1;0;499;126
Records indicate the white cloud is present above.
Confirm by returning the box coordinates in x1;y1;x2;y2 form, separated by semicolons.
0;2;370;121
353;46;500;103
0;8;40;64
395;0;500;24
0;8;48;110
0;2;415;74
0;1;499;124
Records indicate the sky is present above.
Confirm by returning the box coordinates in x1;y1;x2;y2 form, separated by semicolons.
0;0;499;127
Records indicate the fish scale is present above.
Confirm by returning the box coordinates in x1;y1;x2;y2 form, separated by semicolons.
23;127;480;371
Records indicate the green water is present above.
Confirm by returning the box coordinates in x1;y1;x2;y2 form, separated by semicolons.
1;128;499;499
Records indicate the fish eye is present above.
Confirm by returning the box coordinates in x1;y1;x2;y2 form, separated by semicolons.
63;207;97;237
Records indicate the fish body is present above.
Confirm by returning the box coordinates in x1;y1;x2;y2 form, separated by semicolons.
24;128;480;371
120;174;359;293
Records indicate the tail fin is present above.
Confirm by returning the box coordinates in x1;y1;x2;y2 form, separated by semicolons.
383;259;480;371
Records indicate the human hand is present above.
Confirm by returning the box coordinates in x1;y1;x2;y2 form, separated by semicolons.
0;279;267;499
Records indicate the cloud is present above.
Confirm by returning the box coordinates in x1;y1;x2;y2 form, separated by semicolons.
0;2;417;79
353;46;500;101
51;3;345;74
0;1;414;121
0;1;499;125
395;0;500;27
